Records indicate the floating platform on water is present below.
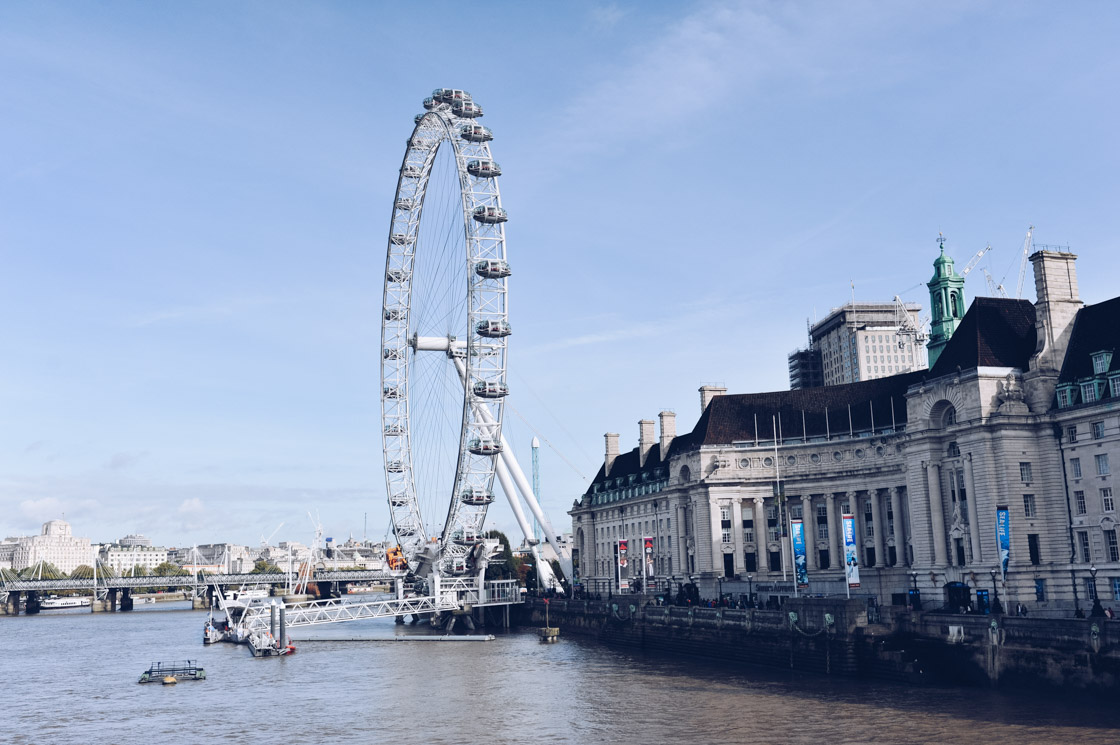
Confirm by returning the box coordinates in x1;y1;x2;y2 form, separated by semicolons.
138;660;206;684
294;634;496;643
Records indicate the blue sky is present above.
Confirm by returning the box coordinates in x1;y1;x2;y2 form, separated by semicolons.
1;1;1118;549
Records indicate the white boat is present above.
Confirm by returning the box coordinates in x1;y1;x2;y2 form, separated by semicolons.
40;595;92;609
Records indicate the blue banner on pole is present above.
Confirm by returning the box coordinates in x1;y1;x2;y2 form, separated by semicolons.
791;519;808;588
996;506;1010;578
843;514;860;588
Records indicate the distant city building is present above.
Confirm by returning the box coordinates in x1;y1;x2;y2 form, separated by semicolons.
787;346;824;390
796;301;927;387
4;520;92;574
169;543;252;573
99;539;168;575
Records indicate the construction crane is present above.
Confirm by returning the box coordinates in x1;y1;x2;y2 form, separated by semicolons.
960;243;992;279
982;267;1008;298
893;295;928;348
1015;225;1034;299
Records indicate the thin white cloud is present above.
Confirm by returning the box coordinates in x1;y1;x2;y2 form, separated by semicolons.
129;295;275;327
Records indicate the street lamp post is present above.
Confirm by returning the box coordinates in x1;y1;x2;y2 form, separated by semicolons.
1090;565;1100;615
909;570;920;611
717;576;724;607
989;568;1002;614
746;573;753;607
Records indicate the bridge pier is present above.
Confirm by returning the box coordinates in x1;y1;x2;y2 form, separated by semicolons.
120;588;134;612
26;591;41;614
2;591;20;615
92;588;119;612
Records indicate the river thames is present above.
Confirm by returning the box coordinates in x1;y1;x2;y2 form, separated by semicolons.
3;603;1120;744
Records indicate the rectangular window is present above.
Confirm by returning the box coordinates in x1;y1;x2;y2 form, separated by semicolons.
1093;421;1106;439
1028;534;1041;565
1078;530;1092;563
1083;382;1099;403
817;523;829;540
1072;458;1082;479
1057;388;1072;408
1035;578;1047;602
1087;578;1098;601
1023;494;1036;518
1106;530;1119;563
1093;353;1111;374
1103;487;1115;512
1067;425;1078;443
1020;462;1033;482
791;505;803;519
1097;454;1110;476
1075;490;1087;515
1112;378;1120;398
1113;577;1120;601
866;523;874;538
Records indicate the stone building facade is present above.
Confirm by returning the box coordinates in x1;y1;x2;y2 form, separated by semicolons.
572;249;1119;613
4;520;93;575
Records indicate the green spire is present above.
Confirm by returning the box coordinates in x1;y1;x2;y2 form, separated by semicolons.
927;234;965;368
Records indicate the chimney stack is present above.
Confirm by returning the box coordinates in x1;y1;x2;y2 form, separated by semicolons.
1025;249;1083;412
659;411;676;455
638;419;656;467
699;385;727;414
604;433;620;476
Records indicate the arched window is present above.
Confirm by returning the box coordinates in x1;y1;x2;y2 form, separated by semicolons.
947;441;961;457
679;465;691;483
929;400;958;429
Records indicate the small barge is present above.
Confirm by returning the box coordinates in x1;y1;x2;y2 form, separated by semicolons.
138;661;206;684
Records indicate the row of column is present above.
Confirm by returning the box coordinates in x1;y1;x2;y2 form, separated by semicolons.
728;488;910;573
924;455;982;567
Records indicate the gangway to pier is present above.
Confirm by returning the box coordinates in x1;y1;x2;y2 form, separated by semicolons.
238;578;520;632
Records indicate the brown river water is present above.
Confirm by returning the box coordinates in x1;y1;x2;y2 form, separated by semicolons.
2;602;1119;744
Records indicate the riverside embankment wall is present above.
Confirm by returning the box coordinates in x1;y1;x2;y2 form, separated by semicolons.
530;599;1120;691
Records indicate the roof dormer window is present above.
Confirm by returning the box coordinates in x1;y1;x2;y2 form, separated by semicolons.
1057;385;1075;408
1081;380;1101;404
1092;350;1113;375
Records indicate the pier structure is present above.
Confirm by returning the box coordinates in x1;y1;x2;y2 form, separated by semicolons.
0;569;394;615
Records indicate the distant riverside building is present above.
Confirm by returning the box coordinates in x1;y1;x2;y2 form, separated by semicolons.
3;520;92;574
806;301;928;387
99;536;168;575
573;247;1120;613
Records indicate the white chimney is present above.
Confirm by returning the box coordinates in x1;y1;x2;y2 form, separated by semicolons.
659;410;676;455
604;433;620;476
699;385;727;414
638;419;656;467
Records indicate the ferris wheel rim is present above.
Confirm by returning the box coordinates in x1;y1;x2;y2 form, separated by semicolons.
380;91;509;576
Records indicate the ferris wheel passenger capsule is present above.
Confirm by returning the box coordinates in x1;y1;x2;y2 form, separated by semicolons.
396;197;416;211
472;380;508;398
383;385;403;398
434;88;471;104
383;348;405;360
384;308;405;321
451;530;481;546
386;460;405;473
474;259;511;279
472;205;507;224
476;319;512;338
452;100;483;118
468;438;502;456
389;493;409;507
466;159;501;178
414;113;425;125
460;124;493;143
390;233;413;246
460;487;495;506
386;269;411;283
422;96;438;110
384;423;404;435
400;164;422;178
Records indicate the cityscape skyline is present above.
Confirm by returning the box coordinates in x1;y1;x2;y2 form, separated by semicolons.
2;1;1119;547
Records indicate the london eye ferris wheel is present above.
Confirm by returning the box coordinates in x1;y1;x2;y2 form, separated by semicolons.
380;88;512;577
